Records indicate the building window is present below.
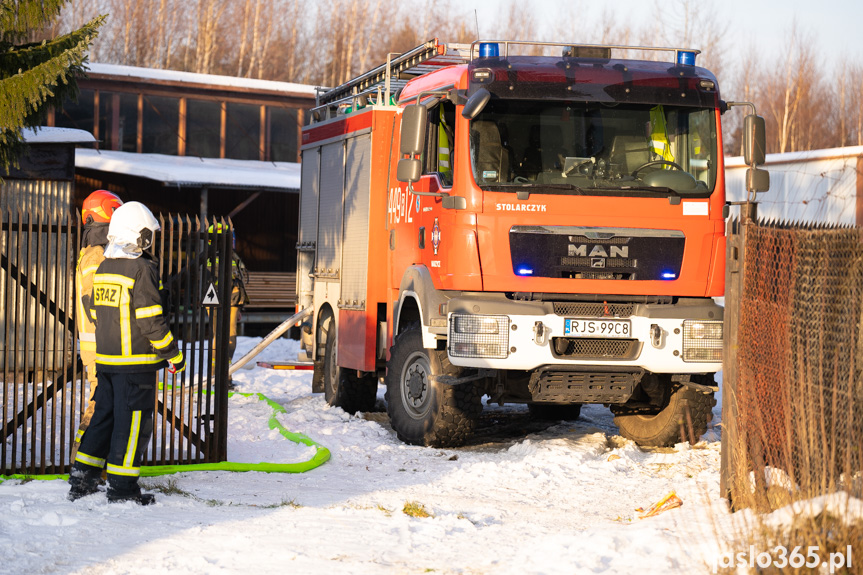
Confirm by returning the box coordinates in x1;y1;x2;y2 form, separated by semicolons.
225;102;261;160
56;89;95;134
186;99;221;158
142;95;179;155
119;93;139;152
268;106;299;162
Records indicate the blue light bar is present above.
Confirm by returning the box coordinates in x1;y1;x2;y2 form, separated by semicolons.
677;50;697;66
661;272;678;280
516;267;533;276
479;43;500;58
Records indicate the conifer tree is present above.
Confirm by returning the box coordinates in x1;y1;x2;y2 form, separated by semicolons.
0;0;105;170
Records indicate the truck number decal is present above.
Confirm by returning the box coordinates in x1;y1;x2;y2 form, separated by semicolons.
388;187;414;225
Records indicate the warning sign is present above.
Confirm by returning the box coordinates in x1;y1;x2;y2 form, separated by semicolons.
203;282;220;306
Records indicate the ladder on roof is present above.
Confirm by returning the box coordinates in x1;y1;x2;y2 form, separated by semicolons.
313;39;471;115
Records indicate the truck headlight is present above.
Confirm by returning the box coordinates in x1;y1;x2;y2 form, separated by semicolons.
682;320;723;362
448;314;509;359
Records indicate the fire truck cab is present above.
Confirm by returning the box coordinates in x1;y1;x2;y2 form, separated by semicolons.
297;40;766;448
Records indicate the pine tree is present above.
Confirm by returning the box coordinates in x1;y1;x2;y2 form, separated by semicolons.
0;1;105;171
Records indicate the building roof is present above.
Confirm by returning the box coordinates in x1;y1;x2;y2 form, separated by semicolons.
75;149;300;192
86;62;317;99
22;127;96;144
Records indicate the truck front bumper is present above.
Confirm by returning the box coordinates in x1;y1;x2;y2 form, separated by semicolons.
444;295;723;374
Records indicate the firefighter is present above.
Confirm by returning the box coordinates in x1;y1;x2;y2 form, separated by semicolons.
68;201;185;505
206;222;249;389
72;190;123;462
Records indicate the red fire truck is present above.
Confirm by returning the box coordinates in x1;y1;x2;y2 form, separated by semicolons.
296;39;766;447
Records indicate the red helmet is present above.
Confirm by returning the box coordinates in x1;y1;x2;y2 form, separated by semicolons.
82;190;123;224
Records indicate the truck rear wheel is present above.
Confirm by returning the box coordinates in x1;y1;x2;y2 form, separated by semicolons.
384;325;481;447
322;315;377;414
613;379;716;447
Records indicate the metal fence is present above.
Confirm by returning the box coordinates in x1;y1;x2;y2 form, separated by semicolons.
722;205;863;507
1;208;233;475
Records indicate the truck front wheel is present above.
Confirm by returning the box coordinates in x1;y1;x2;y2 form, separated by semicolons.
384;325;481;447
613;377;715;447
322;315;377;414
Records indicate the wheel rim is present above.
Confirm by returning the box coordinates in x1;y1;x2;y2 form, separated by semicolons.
400;350;432;419
325;327;338;398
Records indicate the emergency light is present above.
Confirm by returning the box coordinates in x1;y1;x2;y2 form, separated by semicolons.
676;50;697;66
479;43;500;58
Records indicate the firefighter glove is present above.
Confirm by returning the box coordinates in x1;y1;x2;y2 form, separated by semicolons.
168;352;185;374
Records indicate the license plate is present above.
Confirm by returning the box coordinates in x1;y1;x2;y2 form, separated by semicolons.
564;318;632;338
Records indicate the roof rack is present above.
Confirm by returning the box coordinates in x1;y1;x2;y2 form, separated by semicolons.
465;40;701;65
310;39;471;121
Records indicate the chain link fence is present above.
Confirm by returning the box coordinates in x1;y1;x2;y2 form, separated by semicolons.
724;210;863;509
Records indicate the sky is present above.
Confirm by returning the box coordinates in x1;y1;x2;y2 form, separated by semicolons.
460;0;862;68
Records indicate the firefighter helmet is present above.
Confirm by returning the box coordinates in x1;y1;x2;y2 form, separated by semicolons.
107;201;161;250
81;190;123;224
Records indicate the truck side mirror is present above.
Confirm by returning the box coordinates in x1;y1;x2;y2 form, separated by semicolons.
461;88;490;120
746;167;770;193
743;115;766;166
400;105;427;156
396;158;422;183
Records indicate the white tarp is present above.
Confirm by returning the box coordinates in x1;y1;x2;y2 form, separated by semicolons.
725;146;862;225
75;149;301;192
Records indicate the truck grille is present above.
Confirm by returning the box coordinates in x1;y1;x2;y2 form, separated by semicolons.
551;337;640;360
509;226;685;281
552;302;635;317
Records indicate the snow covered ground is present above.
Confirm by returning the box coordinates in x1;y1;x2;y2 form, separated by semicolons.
1;336;737;574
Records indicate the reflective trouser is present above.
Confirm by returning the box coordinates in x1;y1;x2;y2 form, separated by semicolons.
73;370;156;497
208;285;241;362
71;361;99;461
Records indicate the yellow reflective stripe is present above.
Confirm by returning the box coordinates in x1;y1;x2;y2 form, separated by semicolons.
169;352;183;364
158;280;164;290
94;273;135;288
80;341;97;353
75;428;85;443
95;354;164;365
135;305;163;319
79;332;96;343
88;309;97;321
120;283;132;356
124;410;141;469
80;264;100;276
75;451;105;468
150;332;174;350
107;463;140;477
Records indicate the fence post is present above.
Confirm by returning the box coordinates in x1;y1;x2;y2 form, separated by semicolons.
720;202;756;505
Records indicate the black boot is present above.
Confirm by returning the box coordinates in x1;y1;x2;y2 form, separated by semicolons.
107;480;155;505
107;491;156;506
68;466;103;501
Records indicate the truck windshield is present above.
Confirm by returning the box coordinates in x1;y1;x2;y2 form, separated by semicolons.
469;100;717;197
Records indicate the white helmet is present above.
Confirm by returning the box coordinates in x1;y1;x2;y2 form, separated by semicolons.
105;201;161;258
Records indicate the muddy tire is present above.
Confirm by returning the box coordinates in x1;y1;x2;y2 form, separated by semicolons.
384;325;482;447
528;403;582;421
322;315;377;414
613;381;716;447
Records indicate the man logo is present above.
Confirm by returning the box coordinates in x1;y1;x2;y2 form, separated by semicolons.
568;244;629;258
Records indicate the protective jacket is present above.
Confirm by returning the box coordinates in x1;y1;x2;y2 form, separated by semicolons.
76;224;110;368
88;252;180;372
207;252;250;306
